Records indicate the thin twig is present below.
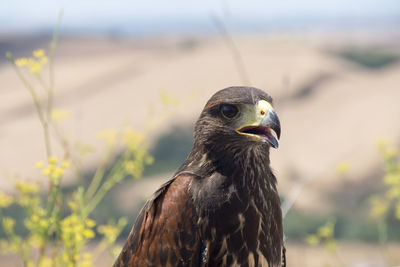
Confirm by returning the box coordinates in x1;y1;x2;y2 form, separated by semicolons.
85;144;117;202
210;13;252;86
83;157;126;216
48;10;63;122
6;56;51;158
40;10;63;264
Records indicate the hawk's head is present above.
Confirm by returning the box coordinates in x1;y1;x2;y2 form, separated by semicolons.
194;86;281;155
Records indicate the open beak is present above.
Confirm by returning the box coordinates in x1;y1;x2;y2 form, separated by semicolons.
235;101;281;148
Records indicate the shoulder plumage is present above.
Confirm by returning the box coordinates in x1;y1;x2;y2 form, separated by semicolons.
114;173;202;267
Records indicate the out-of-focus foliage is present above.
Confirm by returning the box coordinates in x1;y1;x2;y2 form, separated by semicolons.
143;126;193;177
373;139;400;220
300;139;400;264
335;161;350;176
0;14;152;267
368;139;400;243
305;218;337;252
337;48;399;69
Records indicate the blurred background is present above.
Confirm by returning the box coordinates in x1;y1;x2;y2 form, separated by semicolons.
1;0;400;266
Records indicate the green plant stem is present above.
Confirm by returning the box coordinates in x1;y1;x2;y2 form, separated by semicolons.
7;58;52;158
84;156;126;216
43;192;63;266
36;12;63;264
37;75;50;93
21;245;31;267
48;10;62;123
50;123;84;185
36;180;60;265
85;145;116;203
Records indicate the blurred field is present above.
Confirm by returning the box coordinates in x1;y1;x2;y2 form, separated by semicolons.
2;242;400;267
2;32;399;205
1;31;400;265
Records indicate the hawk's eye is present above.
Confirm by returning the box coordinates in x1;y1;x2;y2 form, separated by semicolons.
220;104;240;120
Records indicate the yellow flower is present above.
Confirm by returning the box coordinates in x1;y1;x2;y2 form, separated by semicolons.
42;168;51;176
98;224;118;240
335;161;349;175
35;161;44;169
85;218;96;228
15;57;29;67
124;160;135;173
82;229;95;239
28;234;42;248
39;219;49;229
61;161;70;169
31;214;40;223
123;128;144;149
0;192;13;208
38;257;52;267
51;109;71;122
48;156;58;164
305;234;319;246
370;195;389;219
80;253;92;267
54;168;65;176
384;173;400;186
2;217;15;232
39;56;48;65
16;181;39;194
33;49;45;58
29;62;42;74
317;221;334;238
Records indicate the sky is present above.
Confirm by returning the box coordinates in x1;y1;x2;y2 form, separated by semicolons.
1;0;399;34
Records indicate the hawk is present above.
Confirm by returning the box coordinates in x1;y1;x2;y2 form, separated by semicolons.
114;86;285;267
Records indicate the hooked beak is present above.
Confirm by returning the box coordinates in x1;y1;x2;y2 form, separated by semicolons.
235;101;281;148
260;109;281;148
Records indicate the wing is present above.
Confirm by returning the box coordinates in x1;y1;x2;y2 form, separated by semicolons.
113;174;203;267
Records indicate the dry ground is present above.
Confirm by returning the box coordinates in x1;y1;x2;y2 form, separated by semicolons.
1;242;400;267
3;32;397;210
1;31;400;266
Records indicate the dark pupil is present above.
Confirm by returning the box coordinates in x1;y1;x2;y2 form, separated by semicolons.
221;104;238;119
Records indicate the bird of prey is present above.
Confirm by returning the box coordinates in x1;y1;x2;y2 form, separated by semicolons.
114;86;285;267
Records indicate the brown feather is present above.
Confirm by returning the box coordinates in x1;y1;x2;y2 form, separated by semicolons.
114;175;202;267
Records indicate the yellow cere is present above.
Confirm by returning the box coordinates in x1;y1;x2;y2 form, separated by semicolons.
233;100;274;135
257;100;273;119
